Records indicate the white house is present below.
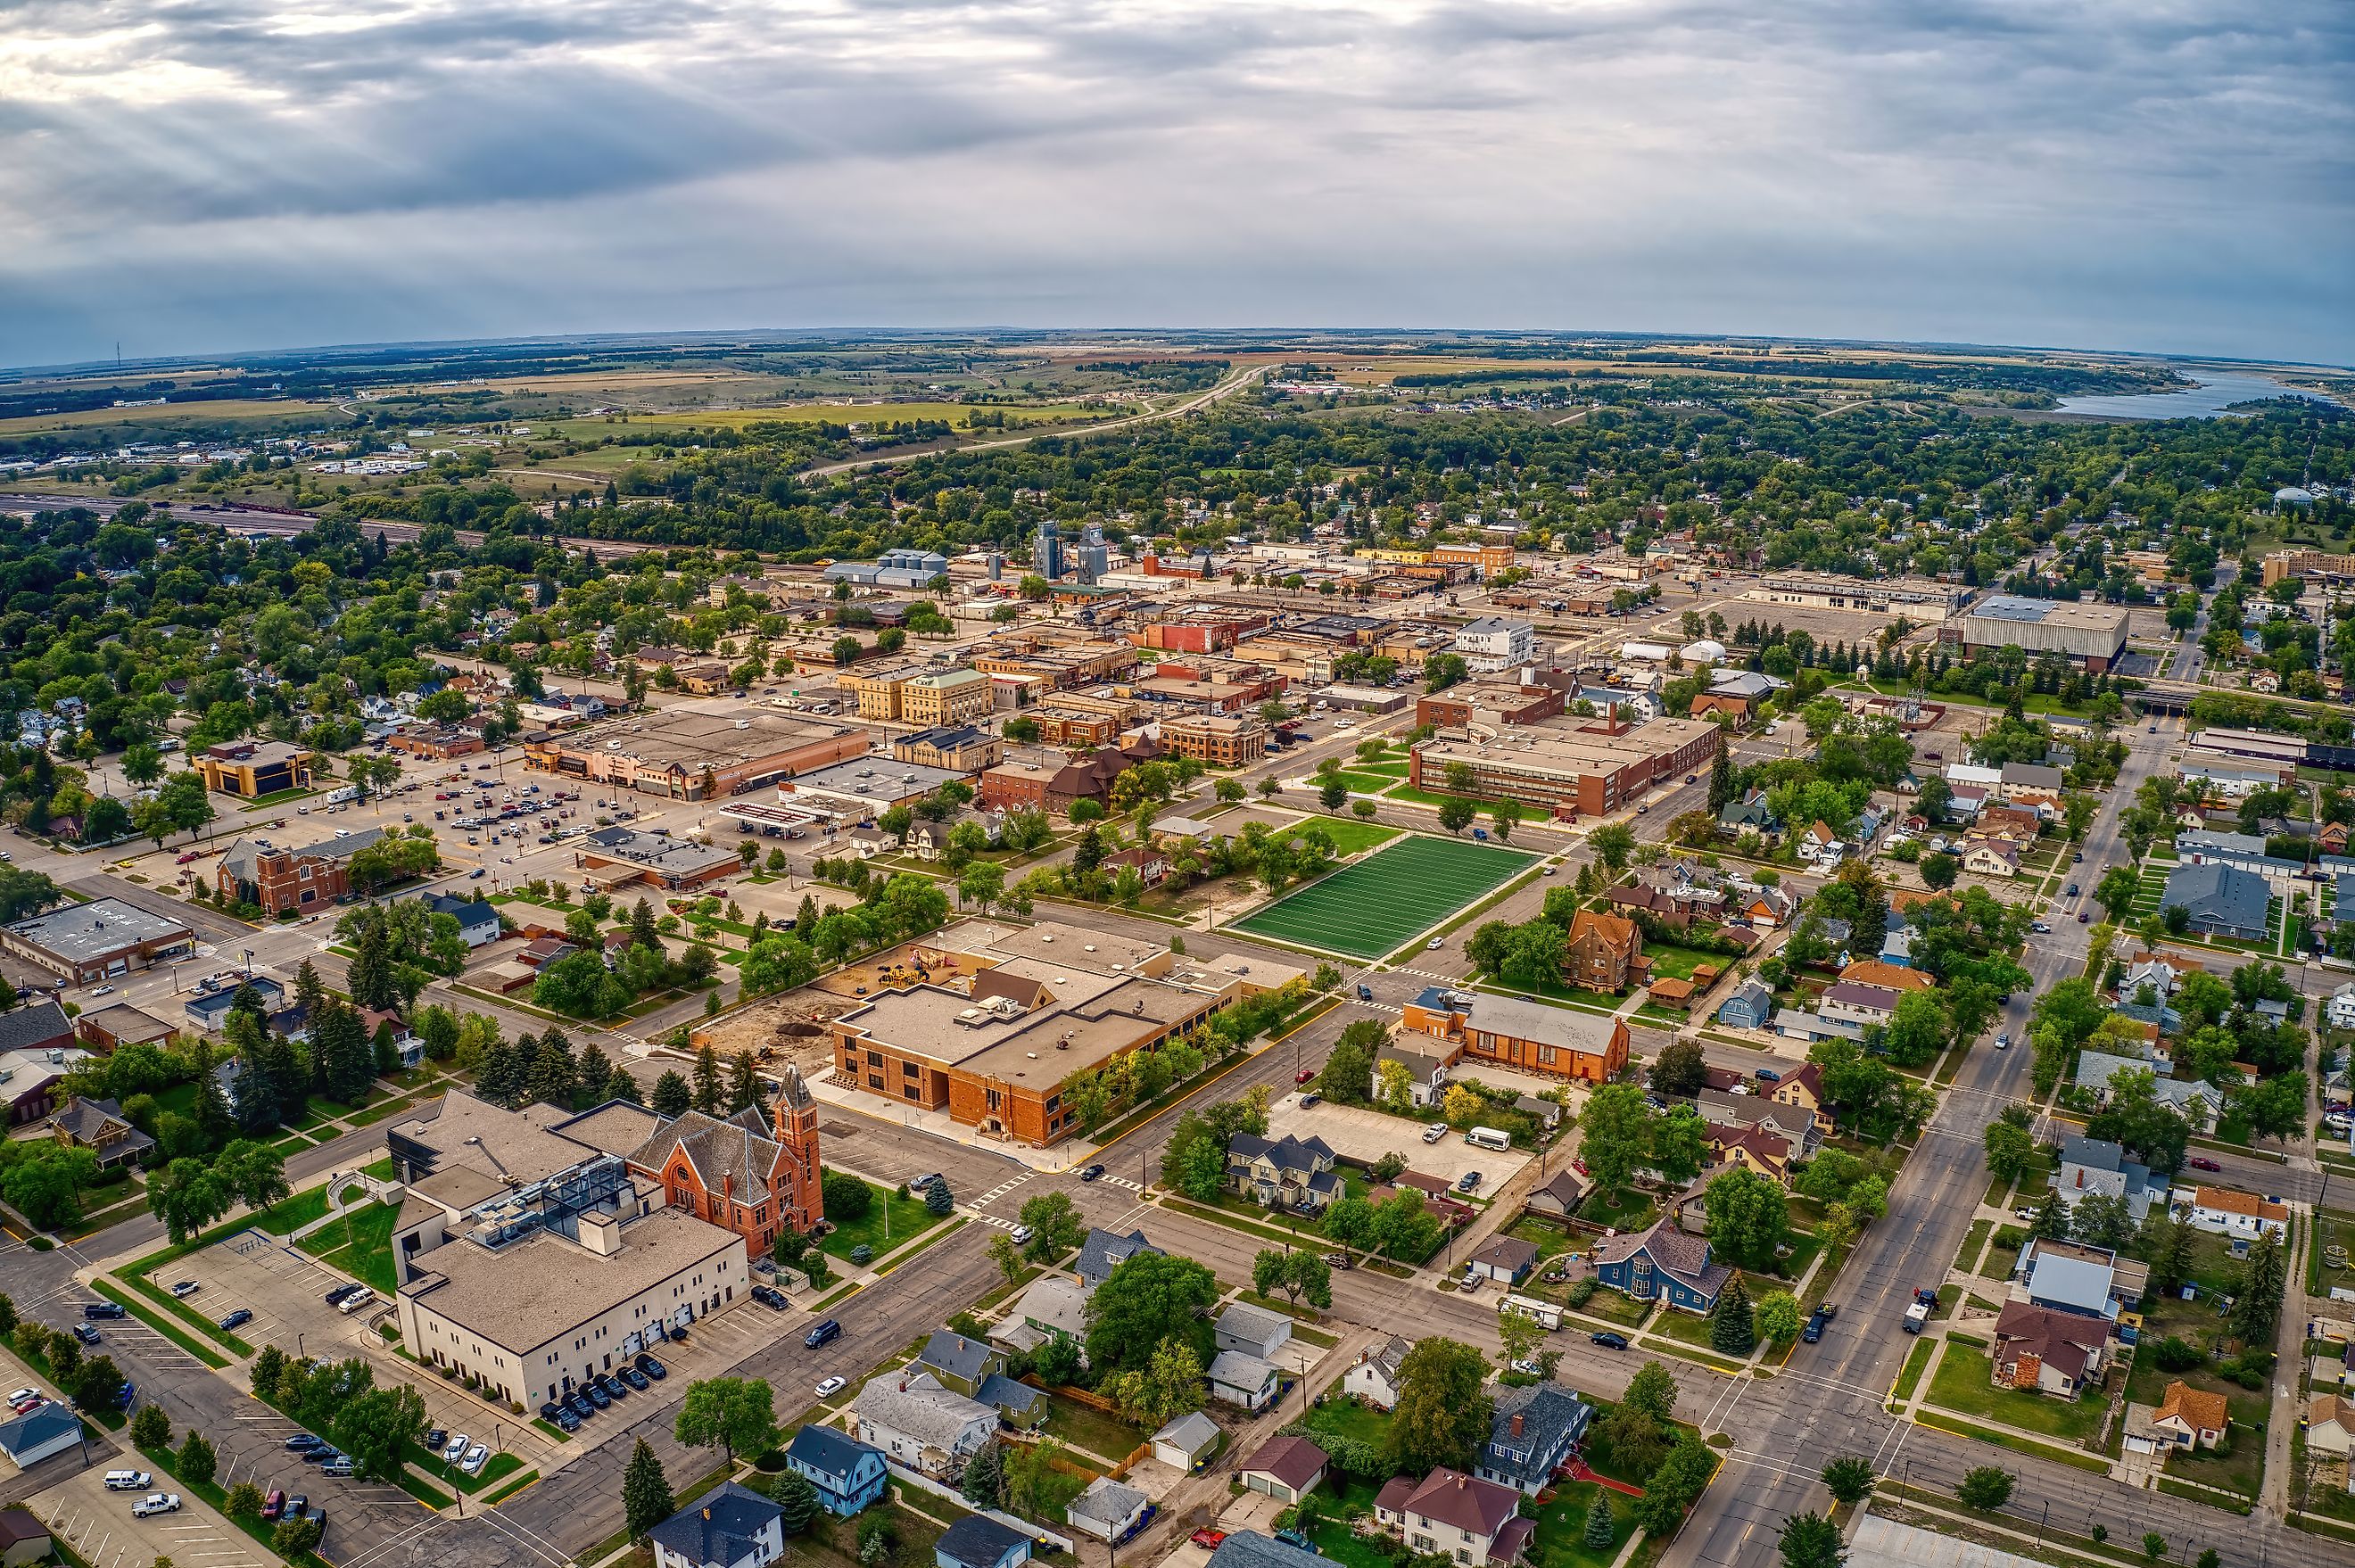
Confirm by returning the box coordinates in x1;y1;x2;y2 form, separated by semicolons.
1208;1350;1283;1411
1215;1302;1293;1362
848;1374;996;1477
649;1483;785;1568
2329;983;2355;1032
1453;617;1536;673
2181;1185;2289;1240
1343;1336;1410;1410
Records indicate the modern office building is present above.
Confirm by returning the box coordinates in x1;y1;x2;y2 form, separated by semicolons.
193;739;314;797
1957;595;2130;672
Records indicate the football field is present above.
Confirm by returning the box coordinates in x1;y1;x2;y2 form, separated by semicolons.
1233;834;1538;959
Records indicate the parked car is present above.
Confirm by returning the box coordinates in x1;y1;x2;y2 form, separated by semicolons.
620;1366;650;1391
599;1374;628;1400
103;1471;152;1490
806;1319;842;1349
443;1432;469;1462
1192;1531;1228;1549
260;1489;286;1521
2188;1156;2222;1172
1590;1332;1629;1349
908;1173;943;1193
1456;1171;1483;1192
323;1283;361;1306
132;1495;182;1517
815;1376;847;1399
82;1302;125;1320
1803;1310;1829;1343
1294;1068;1317;1085
170;1280;201;1299
219;1308;253;1331
461;1445;490;1474
1422;1122;1447;1143
424;1429;446;1453
584;1383;610;1409
322;1457;355;1478
1298;1093;1321;1109
286;1433;326;1452
1010;1225;1034;1244
636;1355;666;1379
564;1394;594;1421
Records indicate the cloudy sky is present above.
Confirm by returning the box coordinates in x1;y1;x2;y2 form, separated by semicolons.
1;0;2349;368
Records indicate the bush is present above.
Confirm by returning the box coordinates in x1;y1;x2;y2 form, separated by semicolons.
1567;1280;1596;1308
2150;1337;2202;1373
822;1171;872;1221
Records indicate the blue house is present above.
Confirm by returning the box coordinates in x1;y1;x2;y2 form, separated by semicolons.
1591;1217;1731;1314
784;1425;887;1516
1715;978;1772;1031
936;1515;1032;1568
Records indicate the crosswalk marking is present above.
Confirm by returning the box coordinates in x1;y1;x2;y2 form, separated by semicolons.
1099;1176;1144;1193
973;1173;1033;1207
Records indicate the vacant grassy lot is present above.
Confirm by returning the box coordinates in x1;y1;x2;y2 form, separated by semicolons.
1924;1335;2106;1442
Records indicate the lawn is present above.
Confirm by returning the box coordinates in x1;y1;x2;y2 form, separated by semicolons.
1305;1398;1393;1451
816;1172;947;1265
2162;1429;2264;1499
1642;945;1732;981
252;1182;335;1236
1040;1394;1144;1463
1923;1333;2107;1442
1308;817;1401;857
1234;835;1537;958
297;1200;402;1293
2310;1209;2355;1293
1505;1215;1584;1265
1528;1478;1630;1568
1575;1186;1659;1233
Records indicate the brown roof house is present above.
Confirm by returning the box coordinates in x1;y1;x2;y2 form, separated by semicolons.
1240;1435;1330;1505
2150;1382;2229;1450
1564;910;1647;994
1990;1301;2109;1397
49;1095;155;1169
1372;1469;1533;1568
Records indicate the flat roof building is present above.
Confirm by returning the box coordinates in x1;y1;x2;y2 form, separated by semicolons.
1744;573;1974;620
1409;714;1720;821
193;739;314;798
1958;595;2130;672
0;897;194;985
785;758;971;814
524;702;866;800
575;826;741;890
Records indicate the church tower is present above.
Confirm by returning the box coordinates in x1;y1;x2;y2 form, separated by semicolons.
772;1065;823;1232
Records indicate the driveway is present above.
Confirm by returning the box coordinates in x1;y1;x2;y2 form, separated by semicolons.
1264;1093;1532;1188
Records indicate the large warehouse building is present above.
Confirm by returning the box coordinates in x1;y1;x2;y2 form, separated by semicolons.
1956;596;2129;672
524;702;866;800
1408;714;1721;821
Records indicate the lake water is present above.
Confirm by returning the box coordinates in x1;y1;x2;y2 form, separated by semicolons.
2057;368;2339;419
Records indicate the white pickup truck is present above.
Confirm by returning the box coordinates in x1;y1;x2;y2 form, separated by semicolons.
1902;1300;1930;1334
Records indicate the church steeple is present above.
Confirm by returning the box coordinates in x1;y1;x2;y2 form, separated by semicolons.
773;1065;823;1229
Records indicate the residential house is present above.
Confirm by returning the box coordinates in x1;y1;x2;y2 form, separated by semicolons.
1373;1043;1450;1108
1817;981;1900;1028
1075;1227;1160;1289
1216;1303;1294;1362
1592;1217;1731;1313
1400;989;1631;1085
2053;1136;2168;1221
47;1095;154;1168
1465;1235;1540;1287
993;1275;1088;1359
1477;1383;1592;1494
1717;789;1777;835
0;1508;53;1568
1772;1008;1866;1048
649;1483;787;1568
2150;1383;2229;1450
1226;1132;1342;1211
848;1373;996;1477
1208;1349;1283;1410
421;891;502;948
935;1515;1033;1568
1764;1062;1830;1134
1372;1468;1534;1567
1095;845;1168;888
1151;1410;1222;1472
1240;1435;1331;1505
905;813;1006;863
2071;1054;2221;1130
1564;910;1647;993
1990;1301;2109;1397
1698;1089;1822;1157
783;1426;888;1516
2157;862;2271;942
1797;821;1845;865
2184;1185;2290;1239
1208;1534;1326;1568
1706;1122;1792;1184
913;1331;1003;1398
1522;1169;1588;1222
1715;978;1773;1031
2331;983;2355;1032
2301;1395;2355;1458
2017;1238;2147;1324
1343;1336;1411;1410
1962;839;2021;879
1067;1477;1152;1544
1733;885;1797;928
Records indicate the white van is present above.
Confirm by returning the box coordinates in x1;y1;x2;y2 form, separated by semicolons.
1465;1126;1512;1151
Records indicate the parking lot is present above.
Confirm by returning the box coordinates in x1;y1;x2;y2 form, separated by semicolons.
35;1458;275;1568
1264;1093;1533;1188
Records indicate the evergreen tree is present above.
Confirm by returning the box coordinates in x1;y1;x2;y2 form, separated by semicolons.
1707;740;1736;813
1710;1275;1756;1356
177;1429;217;1489
728;1052;764;1115
529;1031;579;1110
797;894;820;933
293;960;326;1018
961;1440;1006;1509
652;1070;692;1118
315;1003;374;1106
2029;1188;2070;1242
347;923;398;1011
605;1066;644;1104
630;898;665;959
577;1042;614;1104
925;1179;954;1217
775;1467;822;1535
1583;1493;1615;1551
621;1439;673;1541
2231;1233;2286;1344
692;1045;724;1115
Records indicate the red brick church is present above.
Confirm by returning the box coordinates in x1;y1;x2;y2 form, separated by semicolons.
624;1066;823;1255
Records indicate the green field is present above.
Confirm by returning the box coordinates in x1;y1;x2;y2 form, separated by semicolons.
1234;835;1537;958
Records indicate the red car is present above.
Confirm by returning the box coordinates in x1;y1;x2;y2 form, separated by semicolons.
1191;1531;1227;1549
1295;1069;1317;1085
2188;1156;2222;1172
1572;1159;1590;1176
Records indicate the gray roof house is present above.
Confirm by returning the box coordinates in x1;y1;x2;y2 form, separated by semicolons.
1477;1382;1593;1493
1208;1350;1284;1411
1076;1227;1160;1289
1066;1476;1152;1543
1209;1533;1327;1568
0;1403;81;1470
849;1373;996;1477
913;1330;1001;1398
1151;1409;1222;1472
1374;1044;1450;1108
1227;1132;1342;1211
1216;1302;1294;1361
2159;862;2271;942
993;1275;1089;1358
649;1481;784;1568
1715;978;1773;1031
935;1515;1033;1568
2052;1135;2168;1221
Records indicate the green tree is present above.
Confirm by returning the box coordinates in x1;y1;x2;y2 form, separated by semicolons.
1983;1119;2035;1188
1085;1251;1219;1374
960;1440;1007;1510
1756;1291;1803;1344
1779;1512;1846;1568
1822;1456;1876;1506
1710;1275;1756;1355
651;1070;691;1118
1957;1466;2013;1509
674;1377;780;1465
1016;1191;1087;1261
2231;1233;2286;1345
1584;1493;1616;1551
1578;1082;1653;1194
1590;822;1635;872
622;1438;675;1541
130;1403;172;1451
176;1428;217;1490
331;1382;427;1482
1384;1337;1493;1476
1438;797;1477;835
1701;1168;1790;1270
224;1481;264;1522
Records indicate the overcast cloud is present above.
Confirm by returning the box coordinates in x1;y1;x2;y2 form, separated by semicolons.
0;0;2348;367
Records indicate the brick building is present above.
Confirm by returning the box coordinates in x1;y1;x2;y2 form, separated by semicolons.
217;828;386;914
1409;714;1719;820
624;1068;824;1255
1160;714;1268;767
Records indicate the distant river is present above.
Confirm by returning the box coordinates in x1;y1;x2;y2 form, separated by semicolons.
2057;368;2339;419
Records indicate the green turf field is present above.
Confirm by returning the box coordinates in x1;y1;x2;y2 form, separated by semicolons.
1233;835;1537;959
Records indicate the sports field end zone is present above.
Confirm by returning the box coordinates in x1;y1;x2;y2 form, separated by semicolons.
1233;834;1537;960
